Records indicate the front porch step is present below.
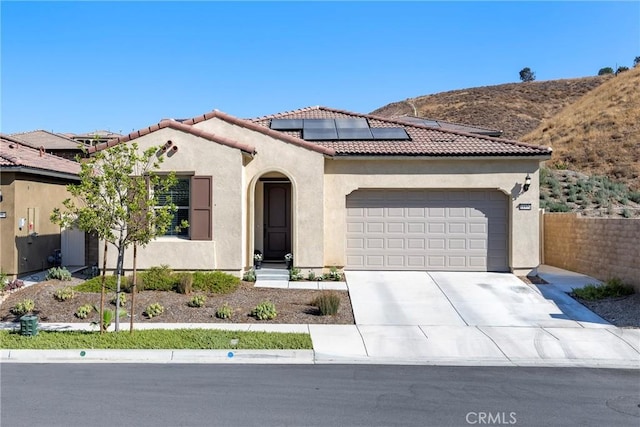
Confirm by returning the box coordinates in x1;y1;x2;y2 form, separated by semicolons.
254;268;290;281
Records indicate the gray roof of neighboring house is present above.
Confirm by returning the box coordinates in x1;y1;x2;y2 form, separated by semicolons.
0;135;81;177
9;130;87;151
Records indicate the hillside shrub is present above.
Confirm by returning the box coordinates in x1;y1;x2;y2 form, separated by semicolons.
74;275;129;293
144;303;165;318
192;271;239;294
4;279;24;292
140;265;175;291
75;304;93;319
215;303;233;319
12;299;35;316
110;292;127;307
187;295;206;308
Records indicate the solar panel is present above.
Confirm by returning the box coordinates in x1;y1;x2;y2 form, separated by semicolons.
303;119;336;129
371;127;410;140
337;128;374;140
303;128;338;140
270;119;303;130
335;118;369;129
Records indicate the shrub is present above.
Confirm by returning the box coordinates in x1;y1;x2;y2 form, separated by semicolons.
110;293;127;307
251;301;277;320
215;303;233;319
75;304;93;319
192;271;239;294
91;307;126;331
242;268;256;282
324;266;343;281
311;291;341;316
175;272;193;295
187;295;206;308
0;270;7;287
622;209;632;218
54;287;76;302
571;278;634;300
12;299;35;316
140;265;175;291
74;275;129;293
4;279;24;292
629;191;640;204
289;267;303;281
144;303;165;318
307;270;316;281
46;266;72;281
546;201;571;212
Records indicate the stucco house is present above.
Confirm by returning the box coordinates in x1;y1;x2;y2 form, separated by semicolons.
91;106;551;276
0;135;82;278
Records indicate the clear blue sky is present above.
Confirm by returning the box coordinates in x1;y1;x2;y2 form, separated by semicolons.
2;1;638;135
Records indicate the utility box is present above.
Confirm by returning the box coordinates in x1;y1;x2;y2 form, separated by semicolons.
20;315;38;337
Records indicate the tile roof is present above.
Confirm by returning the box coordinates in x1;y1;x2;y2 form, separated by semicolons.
251;106;552;157
0;135;81;176
9;130;87;151
88;119;257;155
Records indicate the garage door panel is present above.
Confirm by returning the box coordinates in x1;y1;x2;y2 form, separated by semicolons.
346;189;509;272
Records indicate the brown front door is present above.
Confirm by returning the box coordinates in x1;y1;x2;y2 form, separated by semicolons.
264;183;291;260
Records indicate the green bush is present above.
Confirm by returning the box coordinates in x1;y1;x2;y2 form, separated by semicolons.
323;266;343;281
546;201;571;212
140;265;175;291
175;272;193;294
144;303;165;318
215;303;233;319
571;278;634;300
242;268;256;282
251;301;277;320
54;287;75;302
187;295;206;308
46;266;72;281
192;271;239;294
307;270;316;281
12;299;35;316
289;267;303;281
74;275;130;293
75;304;93;319
91;307;126;332
311;291;341;316
110;293;127;307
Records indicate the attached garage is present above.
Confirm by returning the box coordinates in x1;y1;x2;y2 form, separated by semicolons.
345;189;508;272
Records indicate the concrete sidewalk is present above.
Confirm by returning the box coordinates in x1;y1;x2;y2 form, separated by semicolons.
1;265;638;368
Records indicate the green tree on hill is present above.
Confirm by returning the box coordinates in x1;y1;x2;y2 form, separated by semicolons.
519;67;535;82
598;67;614;75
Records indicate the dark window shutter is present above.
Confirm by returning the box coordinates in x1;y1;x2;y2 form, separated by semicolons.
190;176;212;240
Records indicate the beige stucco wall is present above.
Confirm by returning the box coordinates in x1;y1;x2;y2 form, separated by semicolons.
543;213;640;291
0;172;76;277
102;128;243;272
324;158;542;274
193;119;326;270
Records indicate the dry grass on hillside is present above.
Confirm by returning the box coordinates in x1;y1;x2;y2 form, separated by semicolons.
372;76;608;140
522;67;640;191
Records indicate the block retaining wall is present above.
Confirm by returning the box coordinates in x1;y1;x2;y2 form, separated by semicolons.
542;212;640;292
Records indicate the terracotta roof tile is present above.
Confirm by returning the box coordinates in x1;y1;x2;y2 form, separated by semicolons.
251;106;552;157
9;130;87;150
0;135;81;176
89;120;257;155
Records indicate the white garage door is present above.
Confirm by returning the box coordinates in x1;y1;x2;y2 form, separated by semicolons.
346;189;508;271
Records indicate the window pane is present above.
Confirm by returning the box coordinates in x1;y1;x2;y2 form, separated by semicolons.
155;177;190;236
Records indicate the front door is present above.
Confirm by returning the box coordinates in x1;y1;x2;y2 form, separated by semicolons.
263;183;291;260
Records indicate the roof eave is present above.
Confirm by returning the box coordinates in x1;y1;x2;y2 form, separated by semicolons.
0;166;81;181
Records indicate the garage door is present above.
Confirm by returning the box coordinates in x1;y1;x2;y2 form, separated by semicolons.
346;189;508;271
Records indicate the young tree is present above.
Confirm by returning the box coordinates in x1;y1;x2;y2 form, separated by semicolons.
615;65;629;75
634;56;640;67
519;67;536;82
598;67;614;75
51;142;182;331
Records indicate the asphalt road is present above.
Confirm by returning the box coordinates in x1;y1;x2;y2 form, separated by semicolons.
1;365;638;427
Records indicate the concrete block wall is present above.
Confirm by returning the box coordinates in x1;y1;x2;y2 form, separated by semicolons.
543;212;640;291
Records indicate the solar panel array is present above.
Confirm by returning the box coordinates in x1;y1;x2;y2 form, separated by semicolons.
270;118;410;141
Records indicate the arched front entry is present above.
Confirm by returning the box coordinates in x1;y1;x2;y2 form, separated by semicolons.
253;172;293;261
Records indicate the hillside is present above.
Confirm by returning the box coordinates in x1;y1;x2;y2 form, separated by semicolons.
522;66;640;192
371;76;609;140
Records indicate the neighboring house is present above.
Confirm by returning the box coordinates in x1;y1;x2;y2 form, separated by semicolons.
0;135;83;279
90;106;551;276
67;130;122;146
392;116;503;137
9;130;89;161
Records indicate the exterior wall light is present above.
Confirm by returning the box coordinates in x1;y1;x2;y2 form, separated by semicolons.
523;174;532;192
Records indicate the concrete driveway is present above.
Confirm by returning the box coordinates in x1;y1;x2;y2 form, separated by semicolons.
346;271;608;327
329;270;640;365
